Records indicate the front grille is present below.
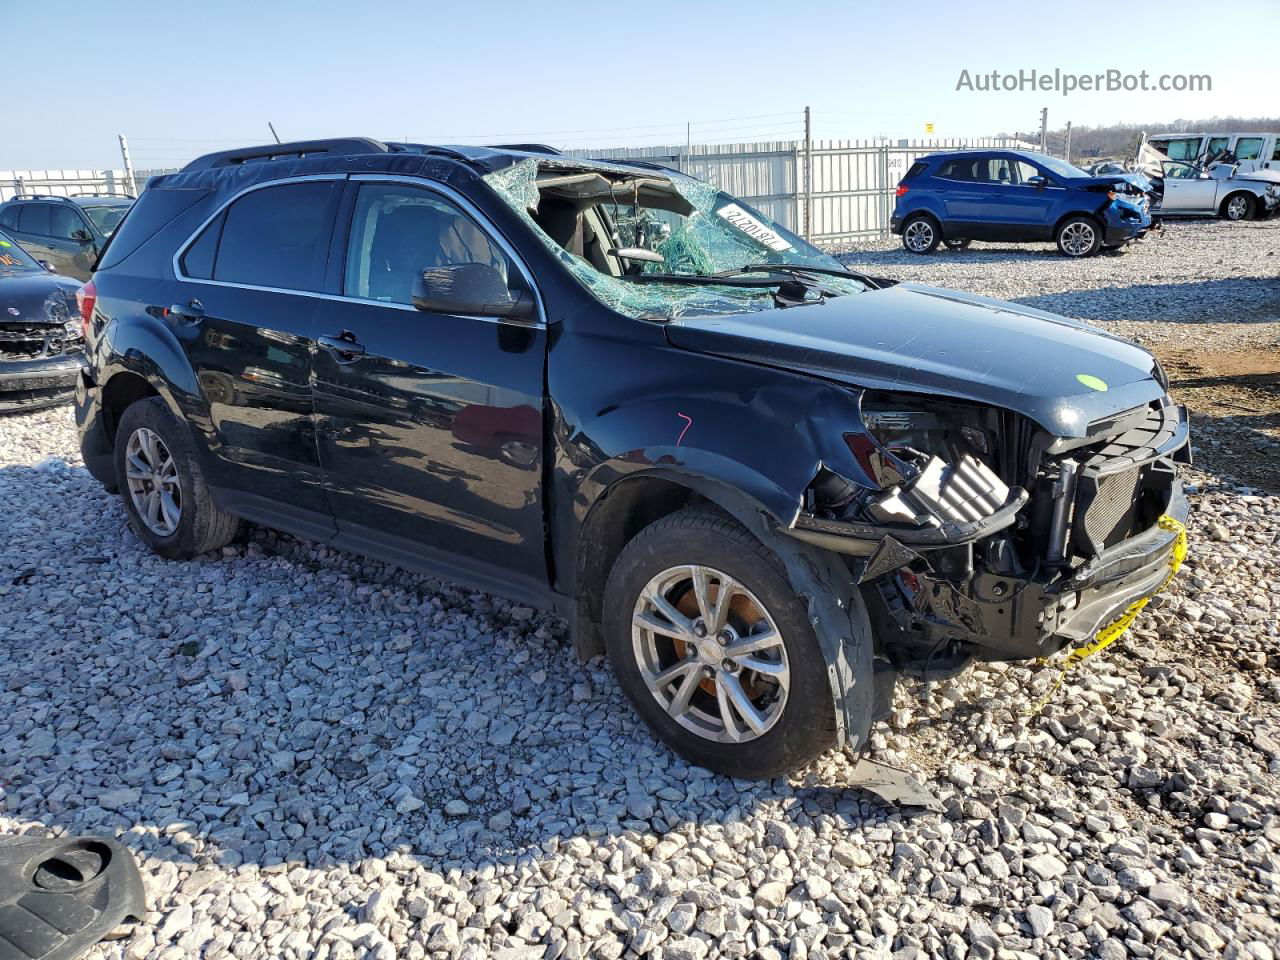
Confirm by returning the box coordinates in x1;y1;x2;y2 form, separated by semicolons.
1080;466;1142;550
0;325;78;360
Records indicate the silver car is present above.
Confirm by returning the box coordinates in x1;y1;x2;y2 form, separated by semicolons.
1157;160;1280;220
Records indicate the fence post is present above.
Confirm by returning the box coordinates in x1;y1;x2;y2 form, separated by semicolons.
802;106;813;239
118;134;138;197
880;143;891;240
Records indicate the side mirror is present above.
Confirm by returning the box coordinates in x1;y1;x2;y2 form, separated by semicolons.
71;229;92;243
1026;176;1048;188
38;260;56;273
411;263;534;320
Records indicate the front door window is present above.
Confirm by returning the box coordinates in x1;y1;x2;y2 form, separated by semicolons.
343;184;510;305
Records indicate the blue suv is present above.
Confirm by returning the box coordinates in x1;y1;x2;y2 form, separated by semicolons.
891;150;1152;257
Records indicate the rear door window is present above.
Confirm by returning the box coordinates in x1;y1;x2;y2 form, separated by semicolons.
210;181;338;291
1205;136;1230;160
1235;137;1264;160
17;203;51;236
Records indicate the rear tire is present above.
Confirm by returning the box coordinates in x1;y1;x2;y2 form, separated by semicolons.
1222;193;1255;221
901;215;940;254
113;397;240;560
603;507;837;779
1055;216;1102;257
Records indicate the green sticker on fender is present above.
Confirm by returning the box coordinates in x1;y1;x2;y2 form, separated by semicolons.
1076;373;1108;391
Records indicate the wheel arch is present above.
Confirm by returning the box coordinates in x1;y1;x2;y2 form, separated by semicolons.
1219;190;1255;218
571;468;785;661
1052;209;1104;237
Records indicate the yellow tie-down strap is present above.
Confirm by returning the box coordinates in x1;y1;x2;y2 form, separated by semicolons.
1025;514;1187;716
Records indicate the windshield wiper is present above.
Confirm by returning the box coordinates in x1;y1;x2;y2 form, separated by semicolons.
716;263;882;287
627;273;796;288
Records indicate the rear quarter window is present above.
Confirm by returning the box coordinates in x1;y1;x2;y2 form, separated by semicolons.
97;187;213;271
0;205;19;230
903;161;928;180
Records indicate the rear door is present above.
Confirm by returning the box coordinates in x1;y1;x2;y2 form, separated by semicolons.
170;177;342;536
932;156;993;235
979;156;1056;240
312;176;550;604
12;203;55;263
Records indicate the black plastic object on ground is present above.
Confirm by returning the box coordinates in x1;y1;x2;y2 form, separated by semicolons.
0;835;144;960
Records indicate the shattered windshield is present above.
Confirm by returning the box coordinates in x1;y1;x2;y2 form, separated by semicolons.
483;158;867;320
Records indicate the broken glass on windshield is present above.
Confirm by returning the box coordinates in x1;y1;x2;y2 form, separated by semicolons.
482;157;867;320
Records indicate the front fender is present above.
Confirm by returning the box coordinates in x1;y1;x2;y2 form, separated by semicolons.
573;377;876;527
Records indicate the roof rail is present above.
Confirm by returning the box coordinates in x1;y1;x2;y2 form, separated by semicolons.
181;137;390;172
487;143;563;156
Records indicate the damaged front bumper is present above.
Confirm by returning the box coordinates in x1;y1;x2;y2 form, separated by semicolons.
1102;199;1152;245
786;398;1191;675
0;351;85;412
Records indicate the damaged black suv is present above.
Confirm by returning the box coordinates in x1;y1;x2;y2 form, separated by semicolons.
76;138;1190;778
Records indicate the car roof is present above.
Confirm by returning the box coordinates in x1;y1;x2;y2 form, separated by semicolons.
1;195;133;206
173;137;671;179
921;148;1052;162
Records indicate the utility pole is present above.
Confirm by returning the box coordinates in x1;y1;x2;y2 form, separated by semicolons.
1064;121;1072;162
803;105;813;240
118;134;137;197
1038;107;1048;153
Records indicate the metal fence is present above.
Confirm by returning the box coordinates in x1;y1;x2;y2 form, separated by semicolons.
1;168;176;202
8;136;1035;243
572;136;1035;244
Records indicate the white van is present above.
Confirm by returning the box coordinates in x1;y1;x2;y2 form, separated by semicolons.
1145;132;1279;172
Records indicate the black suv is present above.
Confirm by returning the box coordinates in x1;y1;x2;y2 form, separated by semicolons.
76;138;1190;778
0;195;133;281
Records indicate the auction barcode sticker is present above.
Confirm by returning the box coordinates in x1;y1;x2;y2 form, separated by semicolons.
715;203;794;252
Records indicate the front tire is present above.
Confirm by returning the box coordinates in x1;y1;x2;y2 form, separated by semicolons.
1222;193;1255;221
901;215;940;254
603;507;837;779
114;397;240;560
1055;216;1102;257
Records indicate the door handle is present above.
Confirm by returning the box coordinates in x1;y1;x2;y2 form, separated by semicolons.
318;331;365;362
166;300;204;324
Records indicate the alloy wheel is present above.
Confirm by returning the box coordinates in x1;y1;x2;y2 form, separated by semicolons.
1226;196;1248;220
124;427;182;536
1061;222;1095;256
904;220;934;251
631;565;790;743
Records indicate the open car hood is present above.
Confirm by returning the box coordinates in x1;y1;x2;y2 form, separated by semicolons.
664;283;1166;438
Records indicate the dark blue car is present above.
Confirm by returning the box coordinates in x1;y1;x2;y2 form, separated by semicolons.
891;150;1152;257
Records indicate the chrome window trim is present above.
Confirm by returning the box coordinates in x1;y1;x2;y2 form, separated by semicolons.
172;172;546;328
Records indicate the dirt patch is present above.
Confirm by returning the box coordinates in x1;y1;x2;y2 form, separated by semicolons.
1162;346;1280;493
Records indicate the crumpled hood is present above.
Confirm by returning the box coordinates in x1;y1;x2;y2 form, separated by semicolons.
0;273;80;324
664;282;1166;438
1232;168;1280;186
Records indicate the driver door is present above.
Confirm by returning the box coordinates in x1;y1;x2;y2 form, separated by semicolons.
1160;161;1217;212
312;178;550;604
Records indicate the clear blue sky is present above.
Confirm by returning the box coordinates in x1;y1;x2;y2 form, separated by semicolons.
1;0;1272;170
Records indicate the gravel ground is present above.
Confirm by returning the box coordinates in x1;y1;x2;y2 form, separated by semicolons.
2;220;1278;960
